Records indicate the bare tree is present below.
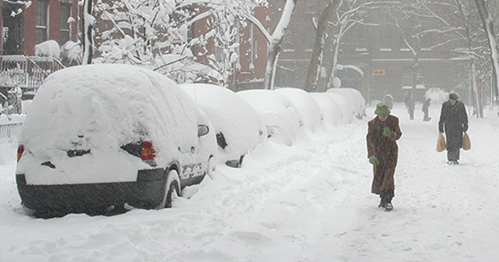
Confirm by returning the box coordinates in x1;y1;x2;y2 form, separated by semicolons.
304;0;393;92
474;0;499;105
81;0;95;65
92;0;266;84
247;0;297;90
304;0;340;92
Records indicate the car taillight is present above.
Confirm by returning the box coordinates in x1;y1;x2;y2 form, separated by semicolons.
17;145;24;162
141;141;156;166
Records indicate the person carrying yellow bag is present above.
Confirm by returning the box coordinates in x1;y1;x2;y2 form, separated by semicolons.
463;132;471;150
438;93;469;164
436;132;446;152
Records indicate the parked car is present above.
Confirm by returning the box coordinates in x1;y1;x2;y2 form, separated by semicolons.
237;89;303;146
309;92;343;129
326;87;366;119
275;88;323;133
15;64;217;218
325;91;357;124
180;83;266;167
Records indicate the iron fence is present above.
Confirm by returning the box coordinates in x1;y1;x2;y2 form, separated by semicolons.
0;55;65;93
0;122;22;141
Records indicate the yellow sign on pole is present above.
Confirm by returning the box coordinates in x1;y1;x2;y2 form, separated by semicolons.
372;69;385;76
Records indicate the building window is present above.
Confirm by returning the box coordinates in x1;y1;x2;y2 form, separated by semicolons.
305;28;315;52
36;0;49;44
60;3;71;45
282;29;295;52
421;33;433;51
305;2;316;14
355;31;367;52
380;28;391;51
400;30;411;51
403;67;424;86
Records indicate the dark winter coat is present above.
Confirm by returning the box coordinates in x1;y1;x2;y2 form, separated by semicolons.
366;115;402;194
438;100;468;151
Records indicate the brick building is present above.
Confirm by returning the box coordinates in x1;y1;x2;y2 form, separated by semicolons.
1;0;79;55
272;0;472;103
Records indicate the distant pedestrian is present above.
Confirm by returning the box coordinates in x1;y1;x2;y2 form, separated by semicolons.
438;93;468;164
383;94;393;110
366;102;402;211
422;98;431;121
405;94;415;120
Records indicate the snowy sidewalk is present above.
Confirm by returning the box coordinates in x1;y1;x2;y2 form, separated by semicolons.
1;103;499;262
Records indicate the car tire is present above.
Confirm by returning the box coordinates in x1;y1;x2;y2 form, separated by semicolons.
158;170;180;209
207;156;216;178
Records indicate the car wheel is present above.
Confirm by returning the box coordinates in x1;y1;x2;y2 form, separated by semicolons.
158;170;180;209
207;156;216;178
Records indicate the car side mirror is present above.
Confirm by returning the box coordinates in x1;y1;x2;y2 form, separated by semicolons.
198;125;210;137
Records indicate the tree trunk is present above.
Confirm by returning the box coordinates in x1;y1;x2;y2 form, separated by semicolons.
82;0;95;65
263;0;297;90
304;0;340;92
474;0;499;104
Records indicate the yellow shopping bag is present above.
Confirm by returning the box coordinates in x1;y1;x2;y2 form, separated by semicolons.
436;132;446;152
463;132;471;150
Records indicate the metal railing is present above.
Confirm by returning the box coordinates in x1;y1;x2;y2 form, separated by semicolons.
0;55;65;93
0;122;22;141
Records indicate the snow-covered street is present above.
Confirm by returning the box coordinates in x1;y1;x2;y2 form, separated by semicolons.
1;102;499;262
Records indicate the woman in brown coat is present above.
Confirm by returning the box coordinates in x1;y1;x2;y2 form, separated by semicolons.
366;103;402;211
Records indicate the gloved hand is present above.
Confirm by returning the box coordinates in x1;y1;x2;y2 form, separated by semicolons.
368;155;379;167
383;126;392;138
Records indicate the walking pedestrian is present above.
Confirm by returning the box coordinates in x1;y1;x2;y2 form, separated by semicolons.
366;102;402;211
406;94;415;120
422;98;431;121
438;93;468;164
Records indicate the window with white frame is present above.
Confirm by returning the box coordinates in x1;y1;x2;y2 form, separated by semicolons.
60;3;71;45
36;0;49;44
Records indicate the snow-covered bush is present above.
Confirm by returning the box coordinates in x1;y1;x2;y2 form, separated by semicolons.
35;40;60;59
60;41;82;66
425;87;449;104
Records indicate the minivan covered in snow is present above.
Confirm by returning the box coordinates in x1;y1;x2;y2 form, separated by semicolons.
15;64;217;217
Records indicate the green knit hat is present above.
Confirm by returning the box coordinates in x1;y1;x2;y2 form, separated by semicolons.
374;102;391;115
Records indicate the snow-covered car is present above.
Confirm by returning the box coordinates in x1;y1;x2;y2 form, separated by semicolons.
15;64;217;217
237;89;303;146
325;91;357;124
309;92;343;129
180;83;266;167
326;87;366;119
275;87;323;133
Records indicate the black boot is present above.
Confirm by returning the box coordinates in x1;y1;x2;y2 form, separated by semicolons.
379;190;394;210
